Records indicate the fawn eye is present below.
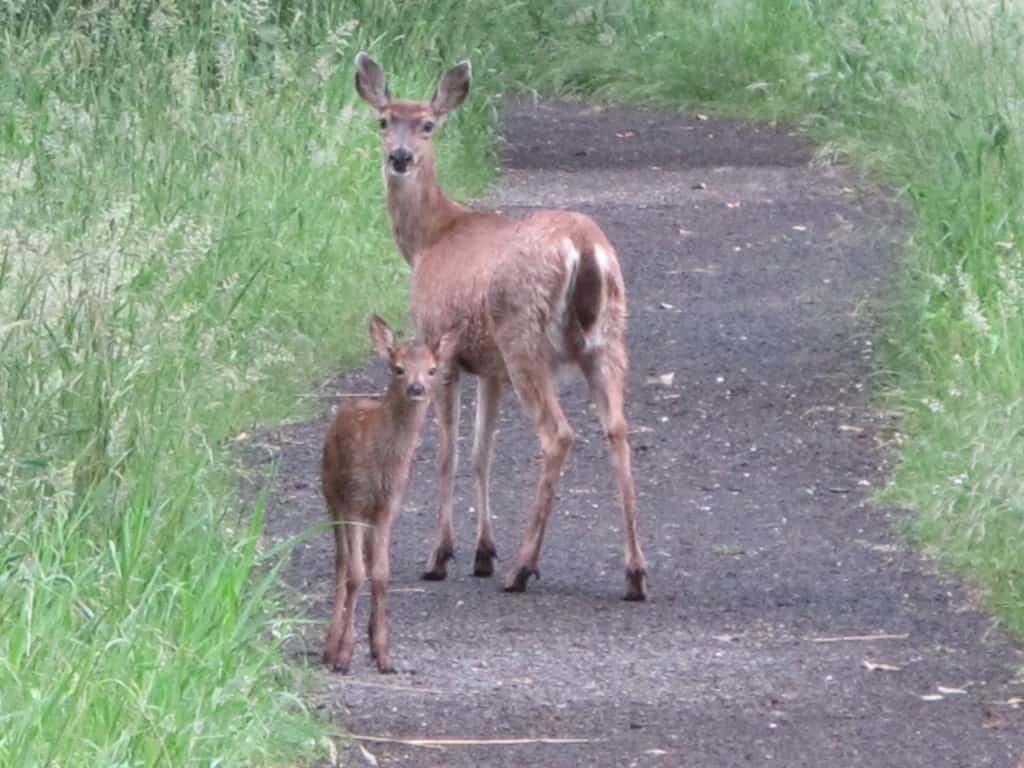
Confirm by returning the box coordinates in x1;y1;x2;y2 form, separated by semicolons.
378;117;388;130
422;120;435;134
428;367;437;376
393;365;405;376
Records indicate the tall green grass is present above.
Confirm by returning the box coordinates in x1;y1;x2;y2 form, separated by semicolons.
0;1;508;764
511;0;1024;634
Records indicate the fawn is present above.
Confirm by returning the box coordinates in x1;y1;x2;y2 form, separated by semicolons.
353;53;647;600
321;315;456;673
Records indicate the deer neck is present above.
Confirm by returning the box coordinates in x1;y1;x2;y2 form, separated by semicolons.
385;156;462;265
379;385;429;457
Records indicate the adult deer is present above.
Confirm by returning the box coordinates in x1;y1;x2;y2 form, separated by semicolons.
354;53;647;600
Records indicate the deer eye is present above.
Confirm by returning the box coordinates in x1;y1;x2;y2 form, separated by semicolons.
378;117;388;130
422;120;435;134
393;365;405;376
428;367;437;377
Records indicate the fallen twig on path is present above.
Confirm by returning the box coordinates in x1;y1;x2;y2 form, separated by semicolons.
809;633;909;643
350;735;598;748
341;680;444;695
862;659;901;672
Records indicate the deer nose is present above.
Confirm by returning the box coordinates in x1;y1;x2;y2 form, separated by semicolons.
388;148;413;173
407;381;426;399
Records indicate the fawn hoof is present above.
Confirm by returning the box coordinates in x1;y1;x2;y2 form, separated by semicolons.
323;640;354;673
322;647;348;674
472;544;497;577
421;545;455;581
376;660;397;674
503;565;539;593
624;567;648;602
325;653;351;674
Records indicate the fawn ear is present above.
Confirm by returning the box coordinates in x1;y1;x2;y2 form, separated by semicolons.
430;60;471;117
354;52;390;111
368;314;395;361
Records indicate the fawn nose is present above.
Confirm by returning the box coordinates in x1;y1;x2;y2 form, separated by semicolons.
388;147;413;173
407;381;426;399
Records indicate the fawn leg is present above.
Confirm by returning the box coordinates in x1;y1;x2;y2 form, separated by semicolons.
323;520;350;667
332;523;366;673
367;519;396;673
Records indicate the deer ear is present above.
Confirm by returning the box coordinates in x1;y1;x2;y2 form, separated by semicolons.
368;314;395;361
430;60;471;117
354;52;390;111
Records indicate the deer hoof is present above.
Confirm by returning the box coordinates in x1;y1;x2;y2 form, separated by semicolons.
376;660;397;674
421;546;455;581
472;545;497;577
503;565;539;592
624;567;648;601
323;647;350;673
329;656;351;674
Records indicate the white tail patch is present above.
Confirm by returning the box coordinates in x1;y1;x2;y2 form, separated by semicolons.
592;243;613;277
581;244;612;353
562;237;582;276
583;326;606;354
545;238;580;357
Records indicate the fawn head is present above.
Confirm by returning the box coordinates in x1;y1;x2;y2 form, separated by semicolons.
354;52;471;181
369;314;458;403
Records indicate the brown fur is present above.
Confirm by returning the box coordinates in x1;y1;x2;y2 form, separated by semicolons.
321;315;456;673
354;53;647;599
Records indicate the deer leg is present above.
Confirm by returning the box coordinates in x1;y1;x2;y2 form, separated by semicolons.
328;522;366;673
503;361;573;593
583;348;648;601
323;518;349;667
423;369;461;580
471;376;502;577
365;529;378;659
367;518;396;674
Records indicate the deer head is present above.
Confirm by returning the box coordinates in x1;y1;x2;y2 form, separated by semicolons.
368;314;458;403
354;53;471;181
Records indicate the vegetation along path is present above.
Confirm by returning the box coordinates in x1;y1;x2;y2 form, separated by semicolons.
254;101;1024;766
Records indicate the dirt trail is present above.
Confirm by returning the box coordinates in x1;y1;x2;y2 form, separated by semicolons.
254;100;1023;767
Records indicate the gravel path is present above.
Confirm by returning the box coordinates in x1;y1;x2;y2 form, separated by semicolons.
251;99;1023;767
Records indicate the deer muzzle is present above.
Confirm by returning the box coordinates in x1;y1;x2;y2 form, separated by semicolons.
388;147;413;175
